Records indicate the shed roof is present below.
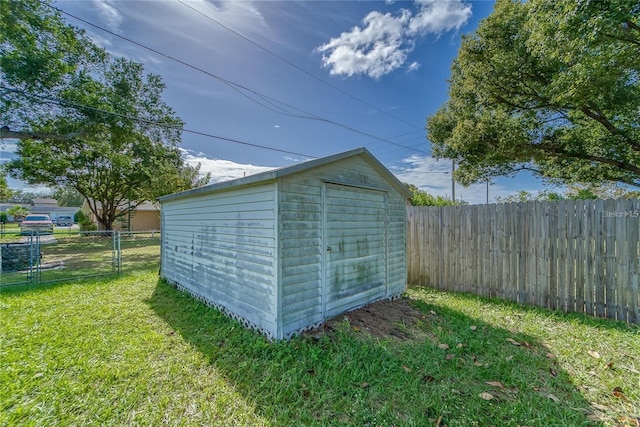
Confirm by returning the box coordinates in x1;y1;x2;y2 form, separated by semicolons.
82;199;159;212
159;147;411;203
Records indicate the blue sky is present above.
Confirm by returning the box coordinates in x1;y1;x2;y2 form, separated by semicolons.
3;0;551;203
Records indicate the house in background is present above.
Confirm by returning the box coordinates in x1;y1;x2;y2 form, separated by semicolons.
82;200;160;231
0;199;80;222
31;198;58;210
159;147;411;340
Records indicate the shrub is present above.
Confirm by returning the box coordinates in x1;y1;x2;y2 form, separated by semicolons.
75;210;97;232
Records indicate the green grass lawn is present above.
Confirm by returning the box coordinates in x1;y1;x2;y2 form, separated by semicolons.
1;274;638;426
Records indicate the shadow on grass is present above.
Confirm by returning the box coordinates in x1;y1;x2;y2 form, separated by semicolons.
425;287;640;333
146;279;600;426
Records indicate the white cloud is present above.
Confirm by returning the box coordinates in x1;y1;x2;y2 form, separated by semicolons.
93;0;123;32
168;0;269;39
408;0;472;35
181;149;275;184
391;154;540;204
407;61;421;72
317;0;471;79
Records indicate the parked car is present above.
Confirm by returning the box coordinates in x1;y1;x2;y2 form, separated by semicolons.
55;216;74;226
20;214;54;235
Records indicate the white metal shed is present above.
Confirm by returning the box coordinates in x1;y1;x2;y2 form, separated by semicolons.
158;147;411;339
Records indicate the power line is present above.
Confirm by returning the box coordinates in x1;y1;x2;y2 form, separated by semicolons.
3;87;452;177
177;0;422;131
0;86;317;159
46;2;429;155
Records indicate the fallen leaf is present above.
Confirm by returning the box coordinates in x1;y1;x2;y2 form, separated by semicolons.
549;368;558;377
617;416;640;426
506;338;521;346
546;353;555;359
485;381;504;388
402;365;412;373
474;361;484;367
547;394;560;403
456;343;464;349
522;341;532;348
445;354;455;360
479;392;494;400
606;361;615;370
613;386;627;400
588;350;601;359
429;310;437;316
470;325;477;331
587;414;602;422
505;355;514;362
438;343;450;350
361;382;370;388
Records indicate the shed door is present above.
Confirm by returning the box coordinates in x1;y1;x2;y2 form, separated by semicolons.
323;183;387;318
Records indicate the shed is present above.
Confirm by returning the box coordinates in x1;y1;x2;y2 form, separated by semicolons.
158;147;411;339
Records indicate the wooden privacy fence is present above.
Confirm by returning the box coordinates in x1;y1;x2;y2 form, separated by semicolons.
407;199;640;324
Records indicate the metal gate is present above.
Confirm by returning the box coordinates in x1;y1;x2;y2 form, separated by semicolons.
0;231;120;286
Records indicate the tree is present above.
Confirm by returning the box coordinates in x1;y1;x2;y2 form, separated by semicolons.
1;0;105;130
4;189;38;205
0;173;13;201
52;186;85;207
496;182;640;203
407;184;462;206
564;183;640;200
496;190;563;203
7;206;29;221
2;1;210;230
427;0;640;188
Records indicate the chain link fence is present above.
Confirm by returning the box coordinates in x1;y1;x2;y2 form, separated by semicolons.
0;229;160;287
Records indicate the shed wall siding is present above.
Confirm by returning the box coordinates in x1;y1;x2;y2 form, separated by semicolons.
278;156;407;337
161;183;278;336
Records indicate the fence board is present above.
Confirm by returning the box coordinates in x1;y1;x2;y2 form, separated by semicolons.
573;200;584;313
604;199;616;319
407;199;640;324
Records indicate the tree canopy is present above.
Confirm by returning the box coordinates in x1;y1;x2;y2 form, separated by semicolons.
0;173;12;202
497;183;640;203
427;0;640;188
52;187;84;207
407;184;463;206
7;206;30;221
1;0;210;229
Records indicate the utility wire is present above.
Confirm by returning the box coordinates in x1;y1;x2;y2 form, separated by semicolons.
177;0;422;130
46;2;429;155
0;86;317;159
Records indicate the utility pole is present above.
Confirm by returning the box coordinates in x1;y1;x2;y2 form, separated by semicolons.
486;180;489;204
451;160;456;202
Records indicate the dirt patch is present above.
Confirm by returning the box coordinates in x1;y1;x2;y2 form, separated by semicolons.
305;298;436;342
